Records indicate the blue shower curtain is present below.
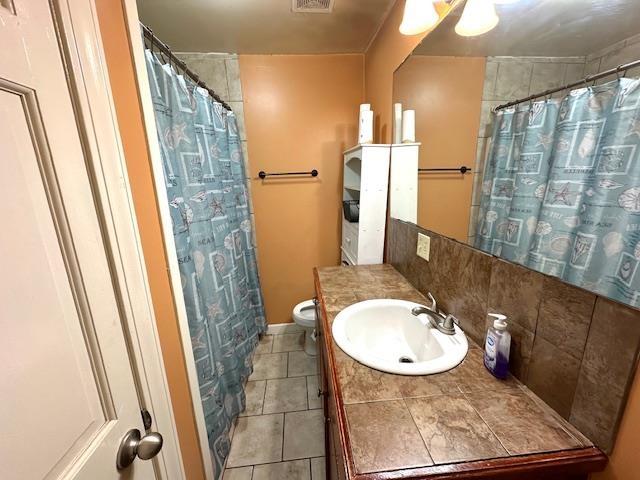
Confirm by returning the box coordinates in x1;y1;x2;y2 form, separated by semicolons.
476;77;640;308
144;49;266;476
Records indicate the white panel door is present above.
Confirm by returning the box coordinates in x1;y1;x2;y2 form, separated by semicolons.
0;1;159;479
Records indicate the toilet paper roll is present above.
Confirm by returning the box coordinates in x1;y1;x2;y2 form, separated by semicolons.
359;110;374;144
393;103;403;144
402;109;416;143
359;103;371;113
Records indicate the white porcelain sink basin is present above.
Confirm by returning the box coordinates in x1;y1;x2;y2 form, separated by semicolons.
332;299;468;375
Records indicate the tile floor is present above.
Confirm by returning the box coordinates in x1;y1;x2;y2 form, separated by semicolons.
223;329;326;480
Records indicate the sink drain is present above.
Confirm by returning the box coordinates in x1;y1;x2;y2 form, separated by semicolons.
398;356;415;364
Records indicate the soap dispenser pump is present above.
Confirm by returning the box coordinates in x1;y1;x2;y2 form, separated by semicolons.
483;313;511;379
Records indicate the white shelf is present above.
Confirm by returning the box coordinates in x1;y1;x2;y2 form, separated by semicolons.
341;144;390;265
343;143;390;155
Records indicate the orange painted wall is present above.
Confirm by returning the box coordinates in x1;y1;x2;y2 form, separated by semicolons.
364;0;459;143
94;2;205;479
239;55;363;324
393;56;485;242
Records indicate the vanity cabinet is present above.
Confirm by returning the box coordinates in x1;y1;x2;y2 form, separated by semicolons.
313;266;608;480
315;298;348;480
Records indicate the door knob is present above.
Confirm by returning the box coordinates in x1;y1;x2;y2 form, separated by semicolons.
116;429;164;470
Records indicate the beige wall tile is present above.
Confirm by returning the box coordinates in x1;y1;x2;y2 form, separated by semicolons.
529;62;567;94
564;62;586;85
225;57;243;102
228;101;246;140
478;101;502;138
598;41;640;71
482;60;499;100
494;61;533;100
474;137;488;174
584;58;602;77
176;53;229;100
468;205;479;237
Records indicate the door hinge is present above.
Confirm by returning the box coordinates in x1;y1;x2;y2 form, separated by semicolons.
141;408;153;431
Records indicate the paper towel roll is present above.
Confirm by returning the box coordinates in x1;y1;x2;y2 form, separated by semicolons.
360;103;371;113
359;109;374;144
393;103;403;144
402;110;415;143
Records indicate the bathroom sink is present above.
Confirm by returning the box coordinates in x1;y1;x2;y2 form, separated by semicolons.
332;299;468;375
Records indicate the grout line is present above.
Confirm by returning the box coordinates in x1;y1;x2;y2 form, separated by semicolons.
401;397;434;464
260;378;267;416
461;391;511;455
281;412;286;462
566;296;600;415
285;351;290;377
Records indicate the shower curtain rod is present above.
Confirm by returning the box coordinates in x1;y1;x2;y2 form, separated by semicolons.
141;23;232;111
495;58;640;111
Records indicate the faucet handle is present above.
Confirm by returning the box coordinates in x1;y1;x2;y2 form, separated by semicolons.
443;314;457;331
427;292;437;312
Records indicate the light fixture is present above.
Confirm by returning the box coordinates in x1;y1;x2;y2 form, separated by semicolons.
455;0;499;37
399;0;439;36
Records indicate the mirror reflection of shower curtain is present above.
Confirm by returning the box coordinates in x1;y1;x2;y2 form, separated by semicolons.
144;49;266;478
476;77;640;308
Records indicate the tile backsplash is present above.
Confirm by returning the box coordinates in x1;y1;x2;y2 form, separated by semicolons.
387;218;640;453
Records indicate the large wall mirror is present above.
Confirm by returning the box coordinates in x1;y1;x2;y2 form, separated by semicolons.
393;0;640;307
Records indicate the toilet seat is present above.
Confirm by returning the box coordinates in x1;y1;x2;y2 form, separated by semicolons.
293;299;316;328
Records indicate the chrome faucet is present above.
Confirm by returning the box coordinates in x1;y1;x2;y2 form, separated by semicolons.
411;293;457;335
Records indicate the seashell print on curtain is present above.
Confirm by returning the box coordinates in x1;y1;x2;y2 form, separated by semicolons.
144;49;266;478
476;77;640;308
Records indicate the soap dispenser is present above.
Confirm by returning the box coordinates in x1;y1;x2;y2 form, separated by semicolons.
483;313;511;379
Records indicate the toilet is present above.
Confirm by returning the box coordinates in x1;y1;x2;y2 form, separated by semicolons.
293;300;317;356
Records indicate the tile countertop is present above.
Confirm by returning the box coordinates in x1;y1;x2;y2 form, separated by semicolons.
315;264;599;477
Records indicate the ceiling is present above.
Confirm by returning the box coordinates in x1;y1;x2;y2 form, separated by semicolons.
137;0;396;54
414;0;640;58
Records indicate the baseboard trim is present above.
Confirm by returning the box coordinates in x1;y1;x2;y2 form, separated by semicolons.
266;323;305;335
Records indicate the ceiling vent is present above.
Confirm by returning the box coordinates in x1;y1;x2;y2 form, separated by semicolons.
292;0;335;13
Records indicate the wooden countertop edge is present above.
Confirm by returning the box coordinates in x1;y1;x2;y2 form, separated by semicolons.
313;267;608;480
